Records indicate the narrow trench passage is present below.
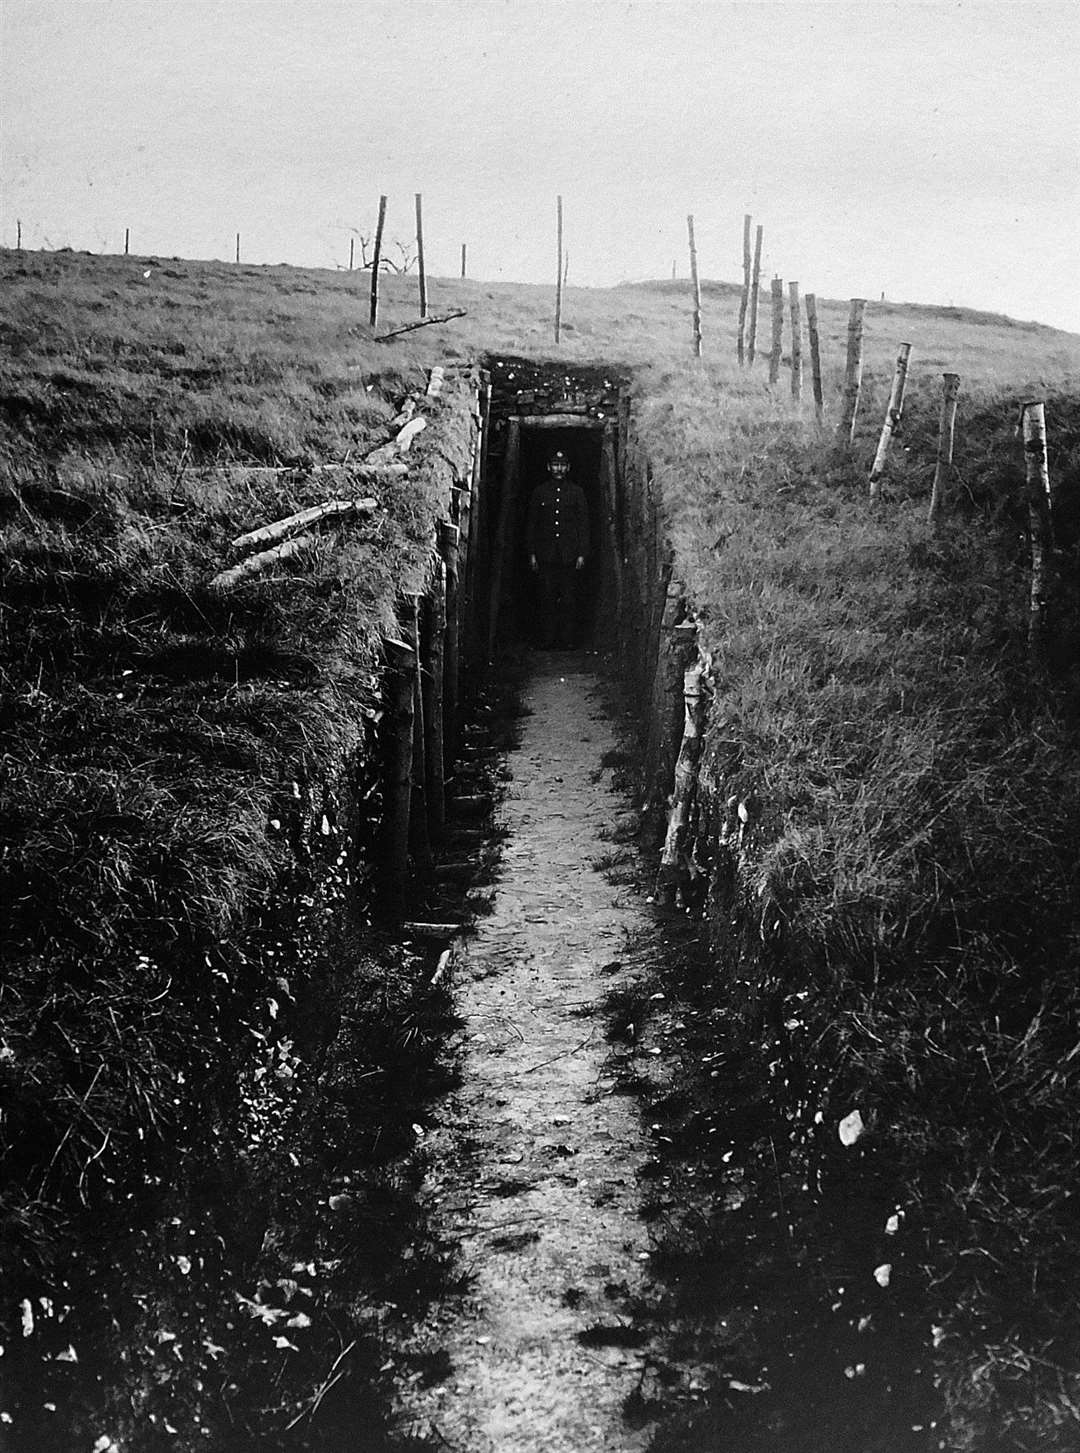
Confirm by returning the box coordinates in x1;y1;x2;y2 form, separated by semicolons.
397;654;656;1452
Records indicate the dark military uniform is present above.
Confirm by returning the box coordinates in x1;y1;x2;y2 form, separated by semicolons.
525;473;590;648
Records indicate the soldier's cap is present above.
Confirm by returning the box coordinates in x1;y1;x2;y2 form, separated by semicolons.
549;450;569;465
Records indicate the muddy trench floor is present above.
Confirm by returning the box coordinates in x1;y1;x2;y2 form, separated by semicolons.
382;650;939;1453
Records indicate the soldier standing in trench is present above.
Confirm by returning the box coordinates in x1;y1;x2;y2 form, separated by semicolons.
525;449;591;649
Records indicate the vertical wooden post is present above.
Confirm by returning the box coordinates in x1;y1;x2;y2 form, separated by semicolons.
1021;400;1056;657
837;298;867;445
869;342;913;498
460;242;467;279
805;292;824;424
737;213;752;365
124;228;130;256
381;636;416;917
438;522;461;766
349;236;355;271
16;219;21;250
645;582;689;830
370;195;387;329
788;281;802;404
415;192;427;319
747;224;763;364
235;232;241;264
424;558;447;836
927;373;961;530
687;213;703;358
555;195;564;344
769;277;784;383
404;594;432;871
487;417;520;656
655;658;707;905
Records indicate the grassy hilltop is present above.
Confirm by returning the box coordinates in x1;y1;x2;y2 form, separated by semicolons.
2;246;1080;1448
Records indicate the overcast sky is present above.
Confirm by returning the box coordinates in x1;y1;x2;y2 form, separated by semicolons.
3;0;1078;329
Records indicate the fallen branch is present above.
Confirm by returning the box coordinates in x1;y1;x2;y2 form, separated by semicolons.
203;462;407;483
231;496;377;551
210;533;315;589
375;308;467;342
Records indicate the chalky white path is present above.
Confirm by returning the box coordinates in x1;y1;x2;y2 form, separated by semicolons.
398;660;656;1452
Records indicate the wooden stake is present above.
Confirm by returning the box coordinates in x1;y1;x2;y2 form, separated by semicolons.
381;637;416;917
349;236;355;271
555;195;564;344
869;342;913;498
1021;400;1056;657
927;373;961;530
687;213;703;358
769;277;784;383
805;292;824;424
404;595;432;871
124;228;130;256
16;219;21;250
370;194;387;329
235;232;241;264
788;281;802;404
837;298;867;445
438;521;461;767
737;213;752;365
747;224;763;364
460;242;467;279
415;192;427;318
487;417;520;655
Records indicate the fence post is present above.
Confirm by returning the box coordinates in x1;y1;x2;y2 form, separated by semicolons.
349;237;355;271
869;342;913;498
124;228;130;256
461;242;467;279
747;224;763;364
789;281;802;404
555;195;564;344
369;195;387;329
927;373;961;530
688;214;702;358
837;298;867;445
655;658;707;906
415;192;427;319
737;213;752;365
235;232;241;264
1021;400;1056;658
805;292;824;423
769;277;784;383
16;219;21;250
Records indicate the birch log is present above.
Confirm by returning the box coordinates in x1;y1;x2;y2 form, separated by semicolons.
927;373;961;530
805;292;824;424
868;342;913;499
655;661;707;905
837;299;867;445
230;497;377;551
210;534;315;589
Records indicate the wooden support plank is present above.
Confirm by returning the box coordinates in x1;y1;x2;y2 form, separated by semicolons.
403;595;433;872
380;636;416;917
487;416;521;657
424;557;448;837
438;521;461;768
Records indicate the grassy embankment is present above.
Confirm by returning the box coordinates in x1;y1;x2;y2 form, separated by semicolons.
1;247;1079;1447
